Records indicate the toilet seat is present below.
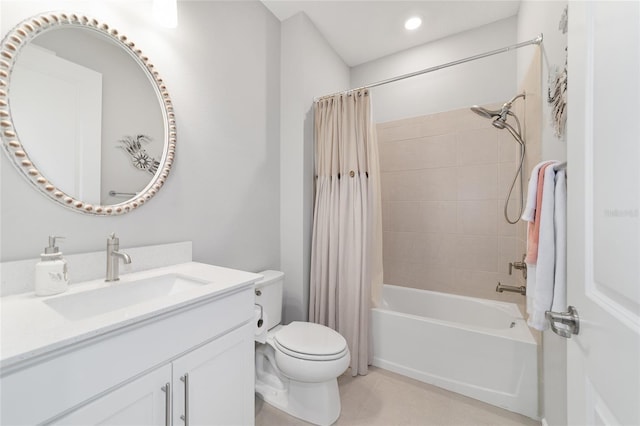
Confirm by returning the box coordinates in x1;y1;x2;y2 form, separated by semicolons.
274;340;349;361
273;322;348;361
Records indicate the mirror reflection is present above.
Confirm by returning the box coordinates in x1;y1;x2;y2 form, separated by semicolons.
10;27;164;206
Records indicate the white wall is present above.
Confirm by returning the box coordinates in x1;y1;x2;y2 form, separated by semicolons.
0;1;281;277
351;17;518;124
516;2;568;426
279;13;349;323
517;1;568;163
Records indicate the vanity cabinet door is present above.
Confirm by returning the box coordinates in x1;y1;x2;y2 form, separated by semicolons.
172;322;254;426
52;364;172;426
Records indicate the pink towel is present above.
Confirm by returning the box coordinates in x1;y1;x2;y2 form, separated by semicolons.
525;163;553;264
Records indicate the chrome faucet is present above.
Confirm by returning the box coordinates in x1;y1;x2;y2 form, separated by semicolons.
106;233;132;282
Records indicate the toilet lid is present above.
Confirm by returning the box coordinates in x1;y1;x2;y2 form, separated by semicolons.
274;322;348;360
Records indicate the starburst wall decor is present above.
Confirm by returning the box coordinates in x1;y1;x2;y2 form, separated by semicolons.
547;6;568;139
118;134;160;175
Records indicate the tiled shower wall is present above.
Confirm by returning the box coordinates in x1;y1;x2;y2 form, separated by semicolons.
378;105;534;305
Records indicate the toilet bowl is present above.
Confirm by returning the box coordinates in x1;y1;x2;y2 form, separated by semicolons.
254;271;350;426
274;322;350;381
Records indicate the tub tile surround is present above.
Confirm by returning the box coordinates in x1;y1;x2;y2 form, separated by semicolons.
0;241;192;296
379;105;532;306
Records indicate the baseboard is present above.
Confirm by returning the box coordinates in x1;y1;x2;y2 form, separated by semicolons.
541;417;549;426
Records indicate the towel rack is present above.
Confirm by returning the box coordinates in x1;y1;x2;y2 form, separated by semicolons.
556;161;567;179
108;190;137;197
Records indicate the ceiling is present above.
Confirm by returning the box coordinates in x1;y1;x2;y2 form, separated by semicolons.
261;1;521;67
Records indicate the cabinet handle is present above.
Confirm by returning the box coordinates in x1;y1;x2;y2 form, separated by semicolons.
161;383;171;426
180;373;190;425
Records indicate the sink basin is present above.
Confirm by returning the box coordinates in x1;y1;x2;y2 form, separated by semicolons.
44;274;210;321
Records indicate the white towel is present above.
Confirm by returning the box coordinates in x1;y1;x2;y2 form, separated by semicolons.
522;161;554;222
527;163;566;330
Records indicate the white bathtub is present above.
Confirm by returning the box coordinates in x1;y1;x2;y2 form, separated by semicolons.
371;284;538;419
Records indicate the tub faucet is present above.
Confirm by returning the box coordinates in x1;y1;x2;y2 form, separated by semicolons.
509;254;527;279
496;282;526;296
106;233;132;282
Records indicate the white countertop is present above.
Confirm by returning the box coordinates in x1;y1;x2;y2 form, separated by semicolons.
1;262;262;370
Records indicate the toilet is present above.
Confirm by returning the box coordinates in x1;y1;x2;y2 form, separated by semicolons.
254;270;350;426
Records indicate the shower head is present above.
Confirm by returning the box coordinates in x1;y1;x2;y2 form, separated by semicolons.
471;93;526;121
470;105;501;119
471;93;527;225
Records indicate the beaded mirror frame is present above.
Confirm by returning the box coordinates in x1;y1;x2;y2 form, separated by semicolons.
0;12;176;215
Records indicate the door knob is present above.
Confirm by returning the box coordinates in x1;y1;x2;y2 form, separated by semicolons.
545;306;580;338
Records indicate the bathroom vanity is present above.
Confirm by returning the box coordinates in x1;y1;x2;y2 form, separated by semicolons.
0;262;261;425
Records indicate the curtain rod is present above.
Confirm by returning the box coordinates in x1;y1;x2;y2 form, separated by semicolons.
314;34;543;102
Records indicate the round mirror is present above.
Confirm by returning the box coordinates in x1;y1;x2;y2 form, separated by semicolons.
0;13;176;215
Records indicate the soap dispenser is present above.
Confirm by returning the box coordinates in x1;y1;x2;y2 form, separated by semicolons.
34;236;69;296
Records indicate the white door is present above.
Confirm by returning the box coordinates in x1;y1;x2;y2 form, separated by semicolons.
11;44;102;204
172;323;255;426
53;364;171;425
566;2;640;425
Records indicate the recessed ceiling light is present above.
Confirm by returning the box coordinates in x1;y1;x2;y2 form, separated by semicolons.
404;16;422;31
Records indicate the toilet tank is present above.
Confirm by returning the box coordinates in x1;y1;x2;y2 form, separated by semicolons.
255;270;284;330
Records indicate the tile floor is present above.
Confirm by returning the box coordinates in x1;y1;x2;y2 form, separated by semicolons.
255;367;540;426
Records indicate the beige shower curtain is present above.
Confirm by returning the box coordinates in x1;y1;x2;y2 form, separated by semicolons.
309;90;383;376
